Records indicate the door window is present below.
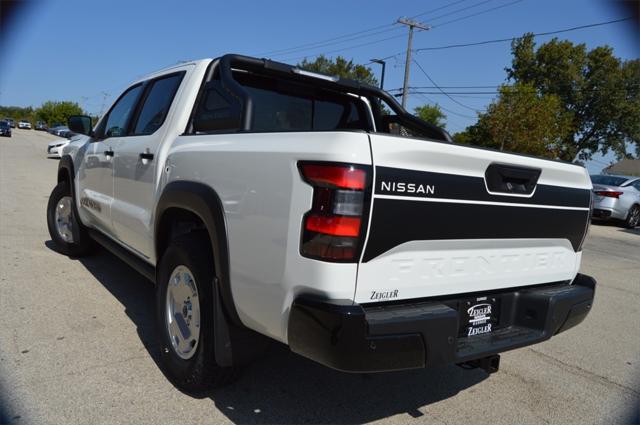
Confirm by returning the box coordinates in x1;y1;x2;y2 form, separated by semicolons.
133;73;184;135
104;85;143;137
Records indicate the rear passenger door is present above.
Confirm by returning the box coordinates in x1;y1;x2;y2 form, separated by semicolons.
111;72;185;260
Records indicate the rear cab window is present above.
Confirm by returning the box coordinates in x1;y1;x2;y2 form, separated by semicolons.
192;70;372;133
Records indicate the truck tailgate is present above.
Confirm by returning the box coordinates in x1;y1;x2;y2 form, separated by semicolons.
355;134;592;303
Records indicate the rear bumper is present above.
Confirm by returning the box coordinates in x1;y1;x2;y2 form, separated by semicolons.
592;208;612;219
592;197;626;220
288;274;596;373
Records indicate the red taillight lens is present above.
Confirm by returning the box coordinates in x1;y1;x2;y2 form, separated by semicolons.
300;164;367;190
299;162;370;262
305;215;362;237
595;191;623;198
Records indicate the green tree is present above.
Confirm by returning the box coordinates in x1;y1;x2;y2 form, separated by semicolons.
506;34;640;160
35;101;84;127
298;55;378;86
414;104;446;128
455;84;571;157
0;105;35;122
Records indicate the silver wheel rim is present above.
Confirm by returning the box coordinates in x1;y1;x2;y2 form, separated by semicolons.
54;196;74;243
166;265;200;360
630;207;640;227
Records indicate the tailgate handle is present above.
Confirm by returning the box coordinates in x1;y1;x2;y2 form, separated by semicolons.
484;164;541;195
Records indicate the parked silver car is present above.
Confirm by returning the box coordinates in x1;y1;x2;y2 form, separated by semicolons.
590;174;640;228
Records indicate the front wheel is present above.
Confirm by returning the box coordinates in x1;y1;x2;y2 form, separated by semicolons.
46;181;93;256
624;205;640;228
156;232;236;393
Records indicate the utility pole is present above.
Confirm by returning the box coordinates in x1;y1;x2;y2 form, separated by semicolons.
397;17;431;109
99;92;110;117
370;59;386;89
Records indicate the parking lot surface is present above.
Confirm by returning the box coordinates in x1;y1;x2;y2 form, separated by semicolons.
1;129;639;424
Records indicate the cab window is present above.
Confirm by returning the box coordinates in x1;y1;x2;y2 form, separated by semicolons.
104;85;143;138
133;73;184;135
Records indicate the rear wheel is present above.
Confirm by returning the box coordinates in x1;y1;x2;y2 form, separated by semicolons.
46;181;93;256
624;205;640;228
156;231;236;393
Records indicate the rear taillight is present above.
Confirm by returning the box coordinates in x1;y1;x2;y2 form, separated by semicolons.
595;190;623;198
299;162;371;262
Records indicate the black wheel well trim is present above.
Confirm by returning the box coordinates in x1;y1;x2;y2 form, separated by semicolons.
58;155;74;186
57;155;84;223
154;180;243;327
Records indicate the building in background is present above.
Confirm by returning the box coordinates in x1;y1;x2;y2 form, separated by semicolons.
604;159;640;176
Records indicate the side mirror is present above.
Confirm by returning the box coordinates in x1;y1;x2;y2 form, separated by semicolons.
192;81;242;133
67;115;92;136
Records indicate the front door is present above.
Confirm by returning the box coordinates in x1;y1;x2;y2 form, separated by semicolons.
75;137;116;235
76;83;144;237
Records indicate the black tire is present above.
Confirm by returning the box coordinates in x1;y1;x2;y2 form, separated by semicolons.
624;205;640;228
156;231;236;394
46;181;93;257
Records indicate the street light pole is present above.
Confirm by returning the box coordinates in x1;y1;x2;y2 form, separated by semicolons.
397;17;431;109
370;59;386;89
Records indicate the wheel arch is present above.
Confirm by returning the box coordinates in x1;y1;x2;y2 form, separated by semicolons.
57;154;83;222
154;181;242;327
58;155;75;187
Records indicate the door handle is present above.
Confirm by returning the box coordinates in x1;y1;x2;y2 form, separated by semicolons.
139;152;154;160
104;149;114;157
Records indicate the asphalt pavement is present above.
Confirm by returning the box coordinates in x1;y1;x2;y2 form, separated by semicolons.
1;129;638;424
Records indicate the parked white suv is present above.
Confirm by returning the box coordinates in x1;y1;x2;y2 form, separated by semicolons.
47;54;596;393
18;120;32;129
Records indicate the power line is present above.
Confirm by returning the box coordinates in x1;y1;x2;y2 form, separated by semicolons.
433;0;526;28
396;86;639;94
265;27;404;58
270;0;509;62
426;0;495;24
279;32;409;62
411;0;476;18
377;17;632;62
415;93;479;119
417;17;633;51
412;59;484;112
390;82;640;90
408;91;505;94
272;0;529;64
255;24;396;57
256;0;476;58
412;92;498;99
388;85;502;90
257;1;534;66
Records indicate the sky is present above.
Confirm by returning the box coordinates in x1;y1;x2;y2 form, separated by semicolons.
0;0;638;173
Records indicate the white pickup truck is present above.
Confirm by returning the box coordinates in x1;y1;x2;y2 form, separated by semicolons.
47;54;596;393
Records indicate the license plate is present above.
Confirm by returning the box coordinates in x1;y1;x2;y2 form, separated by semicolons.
459;296;500;337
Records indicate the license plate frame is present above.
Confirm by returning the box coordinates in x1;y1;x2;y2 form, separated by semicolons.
458;296;500;338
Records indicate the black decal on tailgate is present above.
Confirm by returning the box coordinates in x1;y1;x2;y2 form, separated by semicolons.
362;198;589;262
